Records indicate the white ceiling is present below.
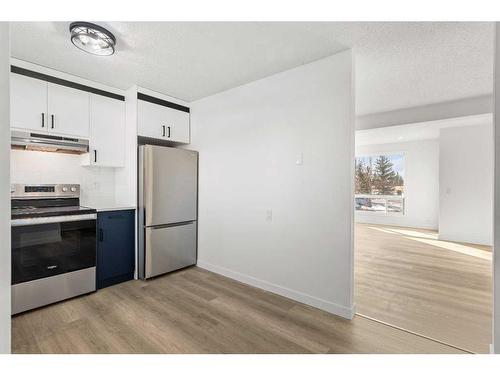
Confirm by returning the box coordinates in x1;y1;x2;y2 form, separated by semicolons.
10;22;494;115
355;114;493;146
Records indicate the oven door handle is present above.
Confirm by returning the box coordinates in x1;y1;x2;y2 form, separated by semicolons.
11;214;97;227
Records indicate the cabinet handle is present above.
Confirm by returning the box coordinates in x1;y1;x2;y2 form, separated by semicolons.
41;113;45;128
99;228;104;242
51;114;54;129
94;150;97;163
162;125;166;137
167;126;171;138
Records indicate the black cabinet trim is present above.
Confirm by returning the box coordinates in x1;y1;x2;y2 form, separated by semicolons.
137;92;190;113
11;66;125;101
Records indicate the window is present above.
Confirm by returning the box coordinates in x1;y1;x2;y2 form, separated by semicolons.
355;153;405;214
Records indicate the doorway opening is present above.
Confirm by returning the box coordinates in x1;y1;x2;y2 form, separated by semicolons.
353;116;493;353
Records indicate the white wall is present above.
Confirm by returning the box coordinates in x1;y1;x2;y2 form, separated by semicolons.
189;50;355;318
0;22;10;354
355;139;439;230
493;21;499;354
10;150;116;208
439;123;493;246
114;86;138;207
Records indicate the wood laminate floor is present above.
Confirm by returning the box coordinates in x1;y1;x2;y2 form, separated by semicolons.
355;223;492;354
13;266;464;354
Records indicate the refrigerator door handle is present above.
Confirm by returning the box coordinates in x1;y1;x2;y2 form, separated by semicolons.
147;220;195;230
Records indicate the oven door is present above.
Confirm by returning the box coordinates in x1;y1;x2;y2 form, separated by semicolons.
11;214;97;285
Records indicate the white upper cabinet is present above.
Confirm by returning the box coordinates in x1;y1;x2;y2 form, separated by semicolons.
47;83;90;138
85;94;125;167
165;106;190;143
11;66;127;168
137;96;190;144
10;73;48;132
10;72;90;139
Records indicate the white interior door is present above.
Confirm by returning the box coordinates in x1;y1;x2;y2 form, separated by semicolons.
89;94;125;167
10;73;48;132
48;83;90;138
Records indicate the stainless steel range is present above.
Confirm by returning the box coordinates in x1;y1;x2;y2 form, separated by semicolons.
11;184;97;314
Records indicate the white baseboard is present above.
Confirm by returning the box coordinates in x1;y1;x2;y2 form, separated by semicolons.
355;217;438;231
438;233;493;247
197;260;356;320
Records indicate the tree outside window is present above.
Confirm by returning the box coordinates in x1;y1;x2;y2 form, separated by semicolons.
355;154;405;213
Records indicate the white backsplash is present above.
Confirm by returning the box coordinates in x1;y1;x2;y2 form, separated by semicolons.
10;149;116;207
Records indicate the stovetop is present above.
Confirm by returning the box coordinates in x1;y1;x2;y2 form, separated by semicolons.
11;205;96;220
10;184;96;220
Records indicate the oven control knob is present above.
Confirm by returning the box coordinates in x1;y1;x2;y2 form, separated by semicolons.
62;187;68;192
70;186;77;192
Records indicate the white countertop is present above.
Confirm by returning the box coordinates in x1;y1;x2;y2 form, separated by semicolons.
83;205;136;212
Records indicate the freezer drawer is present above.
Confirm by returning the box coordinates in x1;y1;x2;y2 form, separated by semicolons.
145;221;197;278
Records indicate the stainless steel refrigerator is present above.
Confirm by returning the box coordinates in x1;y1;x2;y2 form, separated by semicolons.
138;145;198;279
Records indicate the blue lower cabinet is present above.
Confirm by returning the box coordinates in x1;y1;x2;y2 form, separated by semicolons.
96;209;135;289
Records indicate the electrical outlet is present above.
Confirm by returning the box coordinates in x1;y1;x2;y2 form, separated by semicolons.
266;209;273;221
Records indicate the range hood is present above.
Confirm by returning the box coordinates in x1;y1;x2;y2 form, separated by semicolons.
11;130;89;154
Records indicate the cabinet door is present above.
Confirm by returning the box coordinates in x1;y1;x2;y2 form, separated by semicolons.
163;106;190;143
137;99;166;139
10;73;48;132
97;210;135;289
137;99;190;143
89;94;125;167
48;83;90;138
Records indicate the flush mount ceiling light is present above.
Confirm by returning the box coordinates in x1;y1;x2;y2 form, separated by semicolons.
69;22;116;56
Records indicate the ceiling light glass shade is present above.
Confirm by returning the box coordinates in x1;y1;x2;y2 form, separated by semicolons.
69;22;116;56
